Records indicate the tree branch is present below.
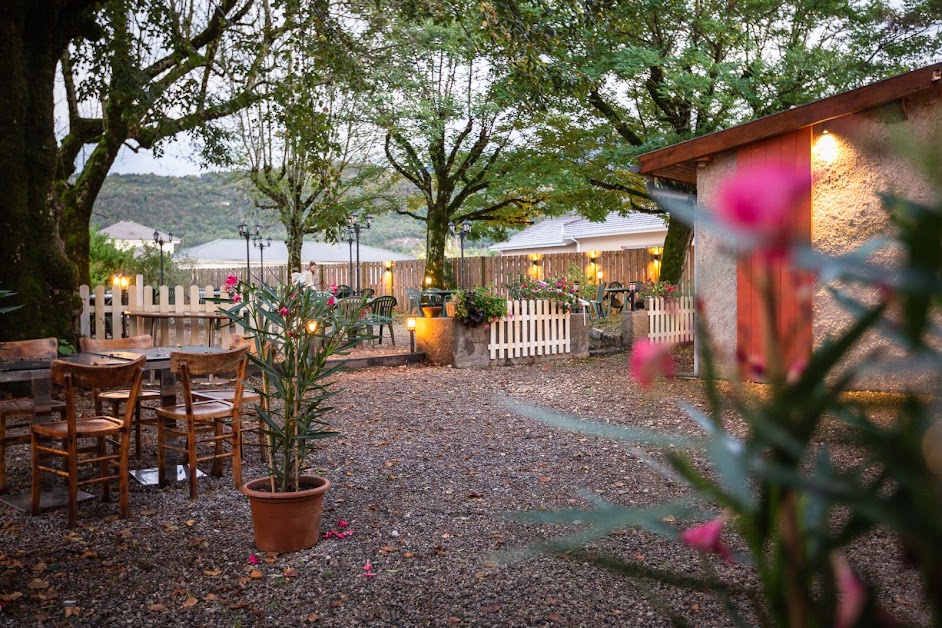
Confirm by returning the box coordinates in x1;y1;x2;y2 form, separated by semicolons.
588;90;643;146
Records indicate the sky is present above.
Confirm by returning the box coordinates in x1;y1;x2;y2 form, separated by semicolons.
104;138;206;177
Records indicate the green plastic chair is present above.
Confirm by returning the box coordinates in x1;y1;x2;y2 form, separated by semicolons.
366;296;397;345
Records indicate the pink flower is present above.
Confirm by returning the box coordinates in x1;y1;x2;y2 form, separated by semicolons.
327;297;336;306
249;553;259;564
629;340;675;389
832;553;866;628
232;294;242;303
680;516;733;563
715;163;810;251
338;520;349;529
330;283;338;294
363;560;373;571
225;275;239;287
279;306;289;317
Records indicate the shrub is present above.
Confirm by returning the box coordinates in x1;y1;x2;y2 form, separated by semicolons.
452;286;506;327
505;273;580;311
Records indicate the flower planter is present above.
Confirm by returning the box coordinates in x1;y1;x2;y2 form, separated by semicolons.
421;306;442;318
444;301;457;317
242;475;330;553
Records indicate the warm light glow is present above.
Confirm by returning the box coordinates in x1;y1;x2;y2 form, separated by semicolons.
425;276;432;286
588;250;599;263
596;270;603;280
814;130;840;163
406;317;417;330
384;260;392;270
111;274;130;290
306;320;319;334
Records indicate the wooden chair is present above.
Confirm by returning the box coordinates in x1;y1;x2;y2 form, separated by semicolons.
31;356;145;528
367;296;397;345
0;337;67;492
78;335;161;461
335;285;353;298
190;336;263;461
590;281;609;319
156;346;249;499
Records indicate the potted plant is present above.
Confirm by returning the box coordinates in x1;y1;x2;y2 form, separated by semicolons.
452;286;507;327
214;276;370;552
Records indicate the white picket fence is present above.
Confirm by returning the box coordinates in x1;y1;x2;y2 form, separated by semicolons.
78;282;241;347
646;296;695;344
489;300;571;359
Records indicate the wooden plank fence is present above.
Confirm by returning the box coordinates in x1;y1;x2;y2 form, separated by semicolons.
489;300;571;359
180;245;694;313
646;296;695;344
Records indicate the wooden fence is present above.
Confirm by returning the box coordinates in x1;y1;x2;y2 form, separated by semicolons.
488;300;571;359
646;296;695;344
181;245;694;313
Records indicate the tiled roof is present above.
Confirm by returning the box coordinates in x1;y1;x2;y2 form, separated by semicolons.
101;221;175;242
178;239;414;264
491;212;666;251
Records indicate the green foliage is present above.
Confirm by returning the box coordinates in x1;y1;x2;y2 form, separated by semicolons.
565;264;600;301
505;273;580;310
452;286;507;327
0;288;22;315
88;226;136;286
508;145;942;624
212;279;371;493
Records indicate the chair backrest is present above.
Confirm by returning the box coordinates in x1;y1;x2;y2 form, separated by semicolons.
406;288;420;299
369;296;397;318
336;285;353;298
608;281;623;290
50;357;146;430
335;297;366;322
595;282;608;300
79;334;154;352
0;337;58;361
169;345;250;377
359;288;375;299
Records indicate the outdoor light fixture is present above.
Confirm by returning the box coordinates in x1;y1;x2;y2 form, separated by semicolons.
153;229;173;286
425;276;432;287
306;320;319;334
597;270;604;281
588;251;598;263
253;229;272;284
384;260;392;271
348;213;374;294
344;227;355;288
111;273;130;291
406;317;417;353
814;127;840;163
237;221;252;285
449;220;473;287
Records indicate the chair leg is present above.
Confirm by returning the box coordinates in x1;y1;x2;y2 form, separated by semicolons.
157;418;167;488
67;436;79;529
134;400;143;462
231;418;242;490
30;433;40;516
389;324;395;347
98;437;110;502
119;432;130;519
0;417;7;493
212;422;224;477
187;418;198;500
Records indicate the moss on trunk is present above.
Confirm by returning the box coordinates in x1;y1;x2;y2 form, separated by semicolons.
660;217;693;285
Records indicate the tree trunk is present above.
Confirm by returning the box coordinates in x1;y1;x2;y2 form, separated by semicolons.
423;203;449;288
659;216;693;285
285;215;305;276
0;2;85;343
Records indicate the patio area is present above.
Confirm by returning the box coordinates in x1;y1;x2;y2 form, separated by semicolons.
0;355;927;625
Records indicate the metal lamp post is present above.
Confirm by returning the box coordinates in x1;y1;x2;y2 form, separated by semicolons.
344;227;355;290
348;213;373;294
448;221;472;287
237;222;251;285
253;233;271;284
153;229;173;286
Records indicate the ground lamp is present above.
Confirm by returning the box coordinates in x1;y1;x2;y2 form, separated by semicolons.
348;213;373;294
448;220;472;287
153;229;173;286
406;317;416;353
253;230;271;284
237;222;252;285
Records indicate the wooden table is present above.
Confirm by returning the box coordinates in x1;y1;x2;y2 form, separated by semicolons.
124;311;229;347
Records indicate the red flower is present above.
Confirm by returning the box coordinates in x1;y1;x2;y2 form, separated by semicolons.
629;340;675;389
680;516;733;563
279;306;289;317
225;275;239;287
231;294;242;303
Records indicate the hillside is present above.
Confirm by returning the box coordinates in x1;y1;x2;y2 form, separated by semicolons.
92;172;495;255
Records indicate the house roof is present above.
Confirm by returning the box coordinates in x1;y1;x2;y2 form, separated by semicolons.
638;62;942;184
490;212;667;252
178;239;414;265
101;221;176;243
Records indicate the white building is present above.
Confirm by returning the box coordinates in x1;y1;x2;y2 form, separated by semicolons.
101;221;178;255
178;239;413;270
490;212;667;256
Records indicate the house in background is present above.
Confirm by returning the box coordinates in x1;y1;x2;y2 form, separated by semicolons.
178;239;414;270
638;62;942;391
101;221;178;255
491;212;667;257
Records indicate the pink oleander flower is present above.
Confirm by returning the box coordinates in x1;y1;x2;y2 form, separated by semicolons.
363;560;373;571
338;520;349;528
330;283;338;294
279;306;289;317
327;296;336;306
680;516;733;563
225;275;239;287
629;340;675;389
832;553;866;628
716;163;810;251
248;553;259;564
231;294;242;303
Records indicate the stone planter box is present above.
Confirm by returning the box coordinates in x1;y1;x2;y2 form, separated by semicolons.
416;313;590;368
622;310;649;350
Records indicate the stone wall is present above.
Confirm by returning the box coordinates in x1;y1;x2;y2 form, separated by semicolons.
416;313;589;368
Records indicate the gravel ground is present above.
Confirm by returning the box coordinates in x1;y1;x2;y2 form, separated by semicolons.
0;341;931;626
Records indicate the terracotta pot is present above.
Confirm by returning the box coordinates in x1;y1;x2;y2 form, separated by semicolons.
421;306;442;318
444;301;457;317
242;475;330;553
